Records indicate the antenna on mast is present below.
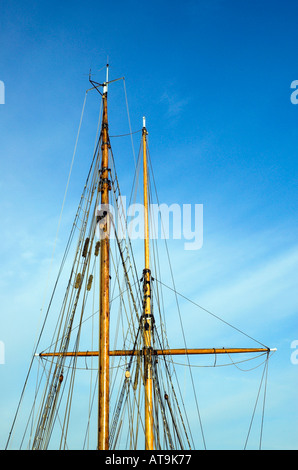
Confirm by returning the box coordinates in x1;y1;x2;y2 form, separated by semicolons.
103;63;109;94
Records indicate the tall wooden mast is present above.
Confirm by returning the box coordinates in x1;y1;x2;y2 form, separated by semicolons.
98;65;110;450
142;117;154;450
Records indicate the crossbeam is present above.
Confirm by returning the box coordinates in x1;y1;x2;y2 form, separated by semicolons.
37;347;275;358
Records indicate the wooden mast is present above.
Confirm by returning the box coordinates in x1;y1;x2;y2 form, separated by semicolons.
98;65;110;450
142;117;154;450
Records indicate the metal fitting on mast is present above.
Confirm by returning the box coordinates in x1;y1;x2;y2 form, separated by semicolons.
142;116;148;135
103;64;109;95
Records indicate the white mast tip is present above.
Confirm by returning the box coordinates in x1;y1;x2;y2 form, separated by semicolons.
143;116;146;128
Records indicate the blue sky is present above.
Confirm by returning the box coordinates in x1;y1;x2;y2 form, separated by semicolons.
0;0;297;450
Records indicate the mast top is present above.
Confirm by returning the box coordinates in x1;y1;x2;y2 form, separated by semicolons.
142;116;148;135
103;64;109;95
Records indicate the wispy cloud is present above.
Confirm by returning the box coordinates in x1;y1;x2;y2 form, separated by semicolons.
160;91;189;119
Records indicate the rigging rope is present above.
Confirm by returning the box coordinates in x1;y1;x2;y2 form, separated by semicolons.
5;90;91;450
244;352;270;450
110;129;142;138
154;278;269;349
33;90;89;352
123;78;138;170
169;351;273;370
